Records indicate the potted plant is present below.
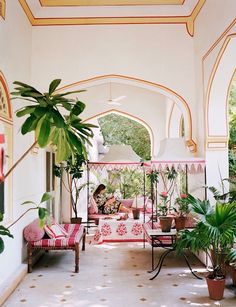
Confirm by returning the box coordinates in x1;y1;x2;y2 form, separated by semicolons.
0;79;96;254
132;177;143;220
157;191;173;232
54;153;88;224
173;193;190;231
175;195;236;300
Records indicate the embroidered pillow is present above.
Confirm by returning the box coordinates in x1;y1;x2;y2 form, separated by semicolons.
44;222;68;239
88;197;98;214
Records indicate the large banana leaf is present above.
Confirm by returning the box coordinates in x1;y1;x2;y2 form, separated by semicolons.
11;79;97;163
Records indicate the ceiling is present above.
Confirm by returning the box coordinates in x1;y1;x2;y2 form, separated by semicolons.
19;0;205;36
65;81;179;119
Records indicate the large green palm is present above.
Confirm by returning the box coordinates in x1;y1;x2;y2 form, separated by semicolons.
175;196;236;278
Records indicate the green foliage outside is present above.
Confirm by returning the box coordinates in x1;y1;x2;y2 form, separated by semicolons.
96;113;151;199
98;113;151;160
228;75;236;181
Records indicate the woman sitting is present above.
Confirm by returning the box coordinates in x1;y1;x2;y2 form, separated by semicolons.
93;184;130;215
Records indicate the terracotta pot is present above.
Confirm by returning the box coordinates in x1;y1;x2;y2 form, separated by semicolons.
71;217;82;224
159;216;173;232
174;216;186;231
229;265;236;286
132;208;140;220
206;276;225;300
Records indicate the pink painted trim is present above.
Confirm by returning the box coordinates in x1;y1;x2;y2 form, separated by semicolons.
151;160;205;163
98;239;145;244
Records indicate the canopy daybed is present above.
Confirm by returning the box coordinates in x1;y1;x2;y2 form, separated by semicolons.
86;145;151;243
86;139;205;239
86;145;149;223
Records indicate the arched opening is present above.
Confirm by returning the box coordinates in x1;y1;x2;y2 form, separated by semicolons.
85;109;153;160
57;74;196;154
98;112;151;160
205;34;236;193
0;71;13;224
228;72;236;183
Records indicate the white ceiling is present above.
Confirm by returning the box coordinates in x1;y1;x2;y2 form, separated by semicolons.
24;0;199;18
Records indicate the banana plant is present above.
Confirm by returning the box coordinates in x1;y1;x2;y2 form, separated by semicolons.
11;79;96;163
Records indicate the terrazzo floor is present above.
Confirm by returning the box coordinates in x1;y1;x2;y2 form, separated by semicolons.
3;236;236;307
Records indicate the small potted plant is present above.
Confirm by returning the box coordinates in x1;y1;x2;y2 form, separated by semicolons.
173;193;190;231
157;191;173;232
131;178;143;220
175;195;236;300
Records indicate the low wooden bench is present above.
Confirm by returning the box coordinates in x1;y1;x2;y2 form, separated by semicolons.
24;221;86;273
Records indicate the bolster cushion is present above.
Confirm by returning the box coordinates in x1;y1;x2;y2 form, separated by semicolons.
23;219;45;242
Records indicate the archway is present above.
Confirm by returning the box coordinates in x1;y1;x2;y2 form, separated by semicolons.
0;71;13;224
85;109;154;159
205;34;236;193
58;74;196;153
206;34;236;143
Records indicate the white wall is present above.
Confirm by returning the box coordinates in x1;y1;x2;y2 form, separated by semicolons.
30;24;196;155
0;0;46;293
193;0;236;190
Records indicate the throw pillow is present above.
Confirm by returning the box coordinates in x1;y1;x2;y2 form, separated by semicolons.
44;222;68;239
88;197;98;214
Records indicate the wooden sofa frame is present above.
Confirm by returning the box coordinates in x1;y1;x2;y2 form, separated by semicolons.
27;227;86;273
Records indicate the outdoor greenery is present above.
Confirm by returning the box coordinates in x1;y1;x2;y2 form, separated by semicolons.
98;169;148;199
228;75;236;180
98;113;151;160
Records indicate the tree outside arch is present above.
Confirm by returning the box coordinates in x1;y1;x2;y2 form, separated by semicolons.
98;113;151;160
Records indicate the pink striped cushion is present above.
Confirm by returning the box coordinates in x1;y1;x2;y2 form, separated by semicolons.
44;222;68;239
31;224;84;248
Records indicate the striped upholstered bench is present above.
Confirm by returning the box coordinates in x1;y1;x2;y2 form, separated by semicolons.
24;221;86;273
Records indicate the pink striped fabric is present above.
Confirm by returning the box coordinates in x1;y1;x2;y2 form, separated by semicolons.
32;224;84;248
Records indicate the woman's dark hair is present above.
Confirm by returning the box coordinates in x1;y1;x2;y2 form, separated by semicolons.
93;184;106;198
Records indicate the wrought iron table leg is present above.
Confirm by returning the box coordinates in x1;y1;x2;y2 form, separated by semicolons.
150;249;173;280
183;253;202;280
148;248;169;273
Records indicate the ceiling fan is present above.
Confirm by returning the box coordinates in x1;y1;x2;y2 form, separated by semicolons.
106;82;126;106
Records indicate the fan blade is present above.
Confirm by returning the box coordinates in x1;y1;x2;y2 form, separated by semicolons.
112;95;126;102
108;100;121;106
